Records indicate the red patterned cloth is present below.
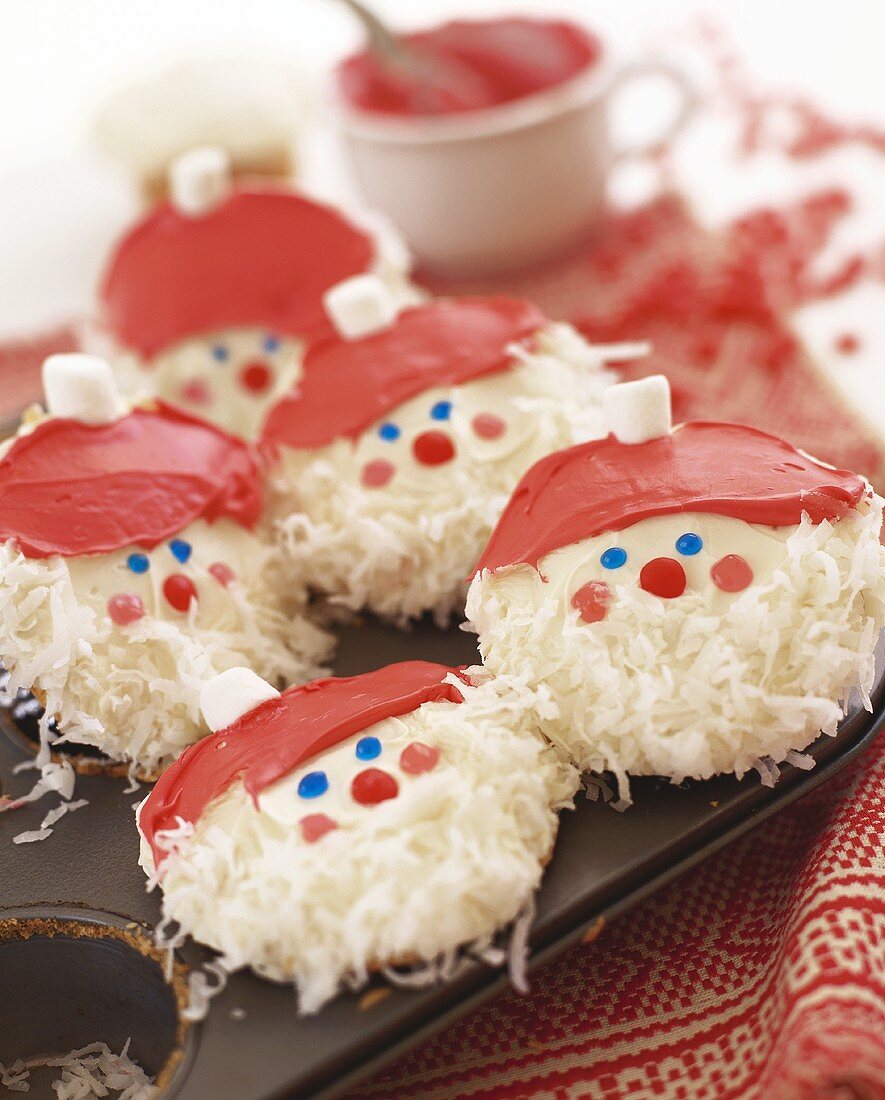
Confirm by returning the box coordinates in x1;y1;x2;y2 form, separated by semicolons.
1;188;882;1100
360;735;885;1100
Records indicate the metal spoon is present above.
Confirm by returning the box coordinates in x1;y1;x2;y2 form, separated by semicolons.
335;0;409;65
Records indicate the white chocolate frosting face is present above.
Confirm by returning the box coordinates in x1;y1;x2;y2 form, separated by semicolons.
283;327;614;519
258;707;454;832
292;374;556;503
68;518;265;629
524;512;799;620
120;327;302;441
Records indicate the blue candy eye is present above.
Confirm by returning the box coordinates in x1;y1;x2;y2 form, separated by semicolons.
676;533;703;556
378;422;400;442
297;771;329;799
169;539;192;564
211;345;228;362
127;552;149;574
601;547;627;570
355;735;382;761
430;400;452;421
262;333;281;353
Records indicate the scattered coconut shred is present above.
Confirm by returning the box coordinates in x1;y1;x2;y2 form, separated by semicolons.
0;702;89;844
0;1040;155;1098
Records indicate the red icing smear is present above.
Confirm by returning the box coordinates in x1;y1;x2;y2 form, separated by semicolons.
695;18;885;163
337;17;601;117
100;190;376;357
577;190;863;375
261;297;545;450
140;661;467;866
0;402;262;558
473;421;866;577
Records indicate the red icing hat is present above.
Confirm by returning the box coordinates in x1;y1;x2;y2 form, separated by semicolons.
0;402;262;559
260;296;546;449
100;189;377;357
140;661;467;864
474;421;868;576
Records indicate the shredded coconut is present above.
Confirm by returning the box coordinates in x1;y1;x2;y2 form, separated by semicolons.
181;959;230;1022
141;675;578;1014
467;499;885;793
272;324;619;625
0;1040;155;1098
507;895;536;995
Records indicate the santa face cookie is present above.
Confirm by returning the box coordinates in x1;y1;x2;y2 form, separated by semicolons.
0;355;331;773
138;661;577;1014
95;148;414;441
262;295;631;624
466;376;885;792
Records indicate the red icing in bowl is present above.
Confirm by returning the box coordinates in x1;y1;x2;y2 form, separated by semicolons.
338;17;602;117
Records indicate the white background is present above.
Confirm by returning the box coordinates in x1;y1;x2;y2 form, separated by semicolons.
1;0;884;426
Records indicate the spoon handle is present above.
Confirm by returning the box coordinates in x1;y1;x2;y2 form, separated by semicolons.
336;0;403;62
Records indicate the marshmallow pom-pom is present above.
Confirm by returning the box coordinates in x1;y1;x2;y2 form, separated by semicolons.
272;324;618;624
200;667;280;733
466;495;885;795
323;273;400;340
603;374;671;444
140;674;579;1014
42;354;126;425
0;521;332;773
169;146;232;216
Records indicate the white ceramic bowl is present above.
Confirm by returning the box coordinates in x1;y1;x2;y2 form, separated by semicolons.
332;55;696;277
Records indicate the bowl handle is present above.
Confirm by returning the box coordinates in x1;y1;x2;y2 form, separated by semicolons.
606;60;699;160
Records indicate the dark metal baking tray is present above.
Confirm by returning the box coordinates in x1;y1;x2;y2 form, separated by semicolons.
0;620;882;1100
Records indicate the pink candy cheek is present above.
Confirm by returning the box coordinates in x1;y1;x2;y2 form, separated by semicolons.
361;459;395;488
571;580;611;623
299;814;338;843
400;742;441;775
471;413;506;440
711;554;754;592
180;379;211;406
107;593;145;626
208;562;236;587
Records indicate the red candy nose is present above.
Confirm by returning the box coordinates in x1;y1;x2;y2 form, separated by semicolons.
239;360;273;394
412;430;456;466
639;557;686;599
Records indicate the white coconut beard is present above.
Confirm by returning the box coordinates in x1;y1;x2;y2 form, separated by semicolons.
140;677;579;1015
272;325;622;625
466;500;885;793
0;531;333;773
